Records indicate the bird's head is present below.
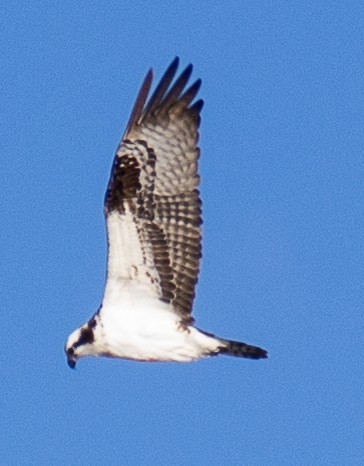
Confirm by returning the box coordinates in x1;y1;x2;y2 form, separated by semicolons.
65;319;96;369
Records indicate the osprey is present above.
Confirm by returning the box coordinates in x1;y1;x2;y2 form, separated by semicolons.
65;58;267;368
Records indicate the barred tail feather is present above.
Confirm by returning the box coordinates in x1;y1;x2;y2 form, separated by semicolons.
218;338;268;360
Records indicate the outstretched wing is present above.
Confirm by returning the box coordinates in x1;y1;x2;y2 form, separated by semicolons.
104;58;203;324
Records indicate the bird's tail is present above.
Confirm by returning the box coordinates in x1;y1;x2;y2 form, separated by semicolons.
217;337;268;360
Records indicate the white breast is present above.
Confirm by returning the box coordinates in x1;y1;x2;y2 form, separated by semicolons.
96;278;218;362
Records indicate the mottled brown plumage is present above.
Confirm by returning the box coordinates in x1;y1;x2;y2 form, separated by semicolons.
105;57;203;323
65;58;268;368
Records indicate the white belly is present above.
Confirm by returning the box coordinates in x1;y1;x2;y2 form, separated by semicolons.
97;279;219;362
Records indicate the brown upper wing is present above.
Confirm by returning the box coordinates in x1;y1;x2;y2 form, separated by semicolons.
105;58;203;324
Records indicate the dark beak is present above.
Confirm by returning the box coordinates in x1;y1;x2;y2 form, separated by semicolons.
66;348;77;369
67;356;76;369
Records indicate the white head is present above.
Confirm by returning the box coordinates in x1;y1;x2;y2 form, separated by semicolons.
65;317;98;368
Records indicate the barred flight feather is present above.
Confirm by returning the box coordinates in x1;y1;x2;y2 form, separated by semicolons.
65;58;268;369
104;57;203;323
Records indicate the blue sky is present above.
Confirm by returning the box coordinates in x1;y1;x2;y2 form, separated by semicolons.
2;2;363;465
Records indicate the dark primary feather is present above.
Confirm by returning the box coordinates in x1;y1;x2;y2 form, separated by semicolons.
142;57;180;118
124;69;153;135
105;58;204;323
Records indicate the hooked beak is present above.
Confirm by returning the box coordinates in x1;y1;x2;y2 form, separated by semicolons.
66;349;77;369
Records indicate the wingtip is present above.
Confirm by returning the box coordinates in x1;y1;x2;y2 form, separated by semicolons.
145;67;154;84
168;56;180;76
171;56;180;67
124;66;154;134
191;99;204;116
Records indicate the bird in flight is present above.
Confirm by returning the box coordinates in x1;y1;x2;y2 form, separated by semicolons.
65;58;267;368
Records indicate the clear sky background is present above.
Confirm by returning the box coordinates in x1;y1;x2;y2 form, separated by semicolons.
2;2;363;465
